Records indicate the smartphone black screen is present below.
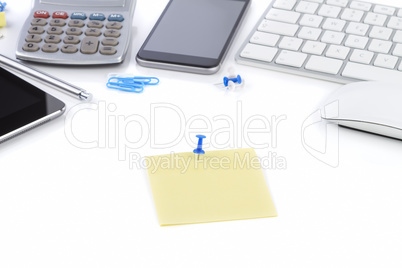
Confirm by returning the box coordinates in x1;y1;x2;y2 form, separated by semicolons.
137;0;250;73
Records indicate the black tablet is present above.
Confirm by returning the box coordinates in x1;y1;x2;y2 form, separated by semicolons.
0;67;66;143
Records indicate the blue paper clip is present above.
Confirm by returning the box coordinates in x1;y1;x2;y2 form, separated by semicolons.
0;2;6;12
107;76;159;93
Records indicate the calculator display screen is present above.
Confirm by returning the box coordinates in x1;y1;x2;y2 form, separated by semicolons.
142;0;247;59
39;0;125;7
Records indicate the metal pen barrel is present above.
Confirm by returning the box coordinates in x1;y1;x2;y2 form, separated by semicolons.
0;54;92;101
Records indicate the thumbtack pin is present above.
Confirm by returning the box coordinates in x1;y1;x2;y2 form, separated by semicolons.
193;135;206;161
223;75;242;87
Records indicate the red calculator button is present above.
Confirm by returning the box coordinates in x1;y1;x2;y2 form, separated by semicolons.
53;11;68;19
34;10;50;18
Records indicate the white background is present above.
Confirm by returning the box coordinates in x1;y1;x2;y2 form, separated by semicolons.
1;0;402;267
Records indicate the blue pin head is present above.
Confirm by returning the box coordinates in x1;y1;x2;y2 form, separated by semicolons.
223;75;242;87
193;135;206;155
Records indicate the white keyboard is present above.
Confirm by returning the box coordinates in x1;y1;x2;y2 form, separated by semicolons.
236;0;402;83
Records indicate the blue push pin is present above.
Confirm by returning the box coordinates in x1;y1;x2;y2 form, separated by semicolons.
223;75;242;87
193;135;206;160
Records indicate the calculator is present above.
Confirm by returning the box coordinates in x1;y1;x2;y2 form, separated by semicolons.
16;0;136;65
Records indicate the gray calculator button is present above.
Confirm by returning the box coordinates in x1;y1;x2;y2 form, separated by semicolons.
45;35;61;44
50;19;66;27
31;18;47;26
23;43;40;52
28;26;45;34
104;29;121;38
67;27;83;36
64;35;80;44
87;21;104;28
106;22;122;30
85;28;102;37
25;34;42;43
100;46;117;55
47;26;63;35
42;44;59;53
102;38;119;46
61;44;78;54
68;20;85;28
81;37;99;54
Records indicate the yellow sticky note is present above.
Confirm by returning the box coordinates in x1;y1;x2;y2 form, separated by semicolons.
147;148;277;226
0;12;6;27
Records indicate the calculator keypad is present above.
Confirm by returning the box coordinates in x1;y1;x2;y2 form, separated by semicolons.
23;11;123;55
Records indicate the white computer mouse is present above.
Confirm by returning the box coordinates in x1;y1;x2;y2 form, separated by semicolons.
320;81;402;140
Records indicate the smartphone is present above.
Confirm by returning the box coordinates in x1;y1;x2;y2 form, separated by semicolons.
136;0;251;74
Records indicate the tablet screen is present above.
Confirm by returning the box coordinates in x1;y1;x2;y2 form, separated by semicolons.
0;67;65;142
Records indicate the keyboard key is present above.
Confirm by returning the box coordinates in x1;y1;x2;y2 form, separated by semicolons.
250;32;280;46
298;26;322;40
364;12;387;26
374;54;398;69
64;35;80;44
45;35;61;44
325;45;350;59
42;43;59;53
104;29;121;38
266;8;301;24
258;20;299;36
81;36;99;54
305;55;343;74
346;22;369;36
71;12;87;20
108;14;124;22
350;49;374;64
275;50;307;67
322;18;346;32
100;46;117;55
31;18;47;26
299;14;323;27
61;44;78;54
34;10;50;19
392;43;402;57
342;62;401;80
47;26;63;35
345;35;369;49
393;31;402;43
23;43;40;52
85;28;102;37
302;41;326;55
50;19;66;27
327;0;348;8
53;11;68;19
368;39;392;53
102;38;119;46
279;37;303;51
69;20;85;28
25;34;42;43
28;26;45;34
90;13;106;21
318;5;342;18
321;30;345;44
87;21;104;28
374;5;395;16
240;44;278;62
350;1;372;12
341;8;364;22
388;17;402;30
273;0;297;10
67;27;83;36
369;26;392;40
296;1;319;14
106;22;123;30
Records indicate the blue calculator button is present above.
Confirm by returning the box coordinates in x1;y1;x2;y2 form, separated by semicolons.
90;13;106;21
108;14;124;22
71;12;87;20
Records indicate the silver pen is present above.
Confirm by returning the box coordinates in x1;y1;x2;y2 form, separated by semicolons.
0;54;92;101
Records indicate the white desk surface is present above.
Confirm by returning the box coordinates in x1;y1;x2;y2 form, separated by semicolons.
1;0;402;267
